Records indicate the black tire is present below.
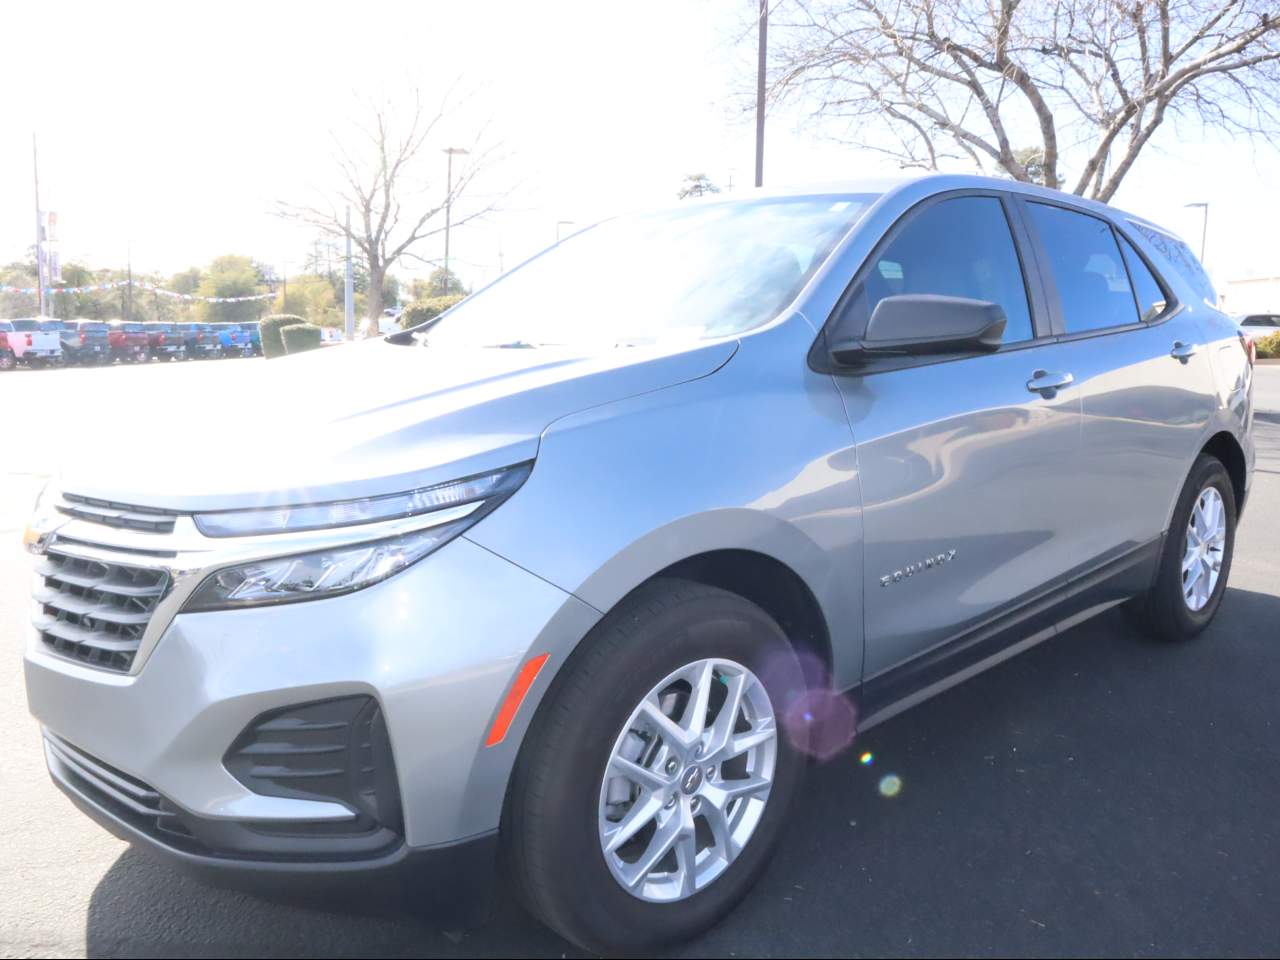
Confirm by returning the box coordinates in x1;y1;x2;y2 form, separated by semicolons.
0;349;14;371
503;578;809;955
1127;454;1236;641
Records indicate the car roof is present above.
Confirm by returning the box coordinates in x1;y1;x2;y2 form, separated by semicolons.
700;172;1170;240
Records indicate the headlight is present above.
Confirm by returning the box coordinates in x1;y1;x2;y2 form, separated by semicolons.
193;464;531;538
183;463;531;611
23;481;63;554
184;523;466;611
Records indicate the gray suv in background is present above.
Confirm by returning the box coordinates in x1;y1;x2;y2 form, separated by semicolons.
23;175;1254;954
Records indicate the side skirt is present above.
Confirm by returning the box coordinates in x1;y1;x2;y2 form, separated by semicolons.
854;536;1163;733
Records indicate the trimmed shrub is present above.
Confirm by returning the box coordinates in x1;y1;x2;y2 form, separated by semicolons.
280;322;323;355
260;314;305;359
1256;331;1280;360
398;294;466;329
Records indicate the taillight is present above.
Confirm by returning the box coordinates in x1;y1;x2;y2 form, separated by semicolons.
1240;331;1256;367
25;333;33;347
79;332;87;343
159;333;166;344
197;333;204;342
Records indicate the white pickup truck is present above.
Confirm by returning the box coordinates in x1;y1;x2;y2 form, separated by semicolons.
0;318;63;369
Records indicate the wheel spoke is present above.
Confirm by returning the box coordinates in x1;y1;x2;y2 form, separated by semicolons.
673;822;699;899
640;698;695;750
602;792;664;854
704;775;771;807
700;793;739;861
682;660;716;741
620;809;684;889
609;754;669;793
703;671;746;759
719;718;777;762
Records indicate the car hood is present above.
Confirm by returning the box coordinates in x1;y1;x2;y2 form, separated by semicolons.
58;337;737;511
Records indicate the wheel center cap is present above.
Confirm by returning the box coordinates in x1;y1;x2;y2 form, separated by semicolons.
679;765;704;795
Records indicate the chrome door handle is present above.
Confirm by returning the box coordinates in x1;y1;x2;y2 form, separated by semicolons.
1026;370;1074;397
1171;341;1197;363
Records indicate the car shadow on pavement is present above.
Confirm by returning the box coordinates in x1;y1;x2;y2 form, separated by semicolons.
85;587;1280;959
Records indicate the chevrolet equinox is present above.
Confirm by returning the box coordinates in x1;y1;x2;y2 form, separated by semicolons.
23;175;1255;954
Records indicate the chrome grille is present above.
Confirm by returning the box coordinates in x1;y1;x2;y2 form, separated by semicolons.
34;548;169;672
57;492;178;534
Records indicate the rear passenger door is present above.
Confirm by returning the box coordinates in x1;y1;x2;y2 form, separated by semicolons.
825;191;1088;681
1018;199;1216;575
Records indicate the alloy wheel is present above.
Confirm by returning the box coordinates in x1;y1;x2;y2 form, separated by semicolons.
598;657;777;903
1182;485;1226;611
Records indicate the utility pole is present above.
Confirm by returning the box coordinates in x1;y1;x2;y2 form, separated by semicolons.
754;0;768;188
32;134;46;317
344;206;355;340
442;147;469;295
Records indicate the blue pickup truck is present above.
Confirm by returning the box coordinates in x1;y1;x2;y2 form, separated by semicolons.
236;322;262;356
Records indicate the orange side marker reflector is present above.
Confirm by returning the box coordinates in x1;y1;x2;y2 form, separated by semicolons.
485;653;550;747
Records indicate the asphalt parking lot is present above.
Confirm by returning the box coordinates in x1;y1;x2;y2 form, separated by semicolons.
2;362;1278;959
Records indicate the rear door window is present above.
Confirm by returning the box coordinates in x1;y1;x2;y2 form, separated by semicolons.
854;195;1034;343
1027;203;1139;333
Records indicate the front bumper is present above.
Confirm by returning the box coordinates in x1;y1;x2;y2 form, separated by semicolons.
25;530;599;873
48;736;499;911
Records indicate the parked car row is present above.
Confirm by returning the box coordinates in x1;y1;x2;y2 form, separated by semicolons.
0;319;263;370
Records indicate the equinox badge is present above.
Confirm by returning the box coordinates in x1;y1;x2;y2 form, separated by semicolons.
880;549;958;587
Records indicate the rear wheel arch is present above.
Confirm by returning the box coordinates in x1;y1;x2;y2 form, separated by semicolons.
1200;430;1247;516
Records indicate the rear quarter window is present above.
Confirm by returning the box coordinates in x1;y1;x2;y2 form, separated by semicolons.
1130;220;1216;305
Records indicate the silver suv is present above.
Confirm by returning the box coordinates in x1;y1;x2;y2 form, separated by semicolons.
23;175;1254;953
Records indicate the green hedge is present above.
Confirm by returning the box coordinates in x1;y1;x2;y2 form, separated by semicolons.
280;322;323;355
398;294;466;329
260;314;305;359
1257;331;1280;360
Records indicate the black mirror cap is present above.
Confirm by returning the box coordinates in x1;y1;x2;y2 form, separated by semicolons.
829;295;1007;365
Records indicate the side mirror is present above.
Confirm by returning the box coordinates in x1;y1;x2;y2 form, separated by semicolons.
829;294;1007;365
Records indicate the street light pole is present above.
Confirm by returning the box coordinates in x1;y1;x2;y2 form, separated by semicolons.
754;0;768;188
1184;202;1209;263
442;147;469;295
32;134;46;317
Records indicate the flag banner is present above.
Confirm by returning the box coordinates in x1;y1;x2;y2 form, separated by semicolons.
1;278;274;302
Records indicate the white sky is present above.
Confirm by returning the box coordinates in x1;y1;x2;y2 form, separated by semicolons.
0;0;1276;296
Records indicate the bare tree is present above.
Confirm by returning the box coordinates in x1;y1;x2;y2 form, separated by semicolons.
768;0;1280;200
278;89;498;327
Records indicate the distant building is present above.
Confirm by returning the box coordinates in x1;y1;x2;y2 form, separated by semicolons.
1220;276;1280;316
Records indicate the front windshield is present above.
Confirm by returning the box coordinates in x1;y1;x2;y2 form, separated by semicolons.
424;194;874;350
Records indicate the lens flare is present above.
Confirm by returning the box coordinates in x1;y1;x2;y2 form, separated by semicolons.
878;773;903;798
859;751;874;766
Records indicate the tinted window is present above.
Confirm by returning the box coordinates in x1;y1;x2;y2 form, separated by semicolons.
1118;235;1168;322
1131;221;1216;305
1243;315;1278;328
1028;203;1138;333
855;196;1033;343
40;321;67;331
79;321;108;331
122;323;146;332
11;320;39;331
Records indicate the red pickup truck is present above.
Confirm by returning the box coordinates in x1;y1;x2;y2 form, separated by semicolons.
108;321;150;363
